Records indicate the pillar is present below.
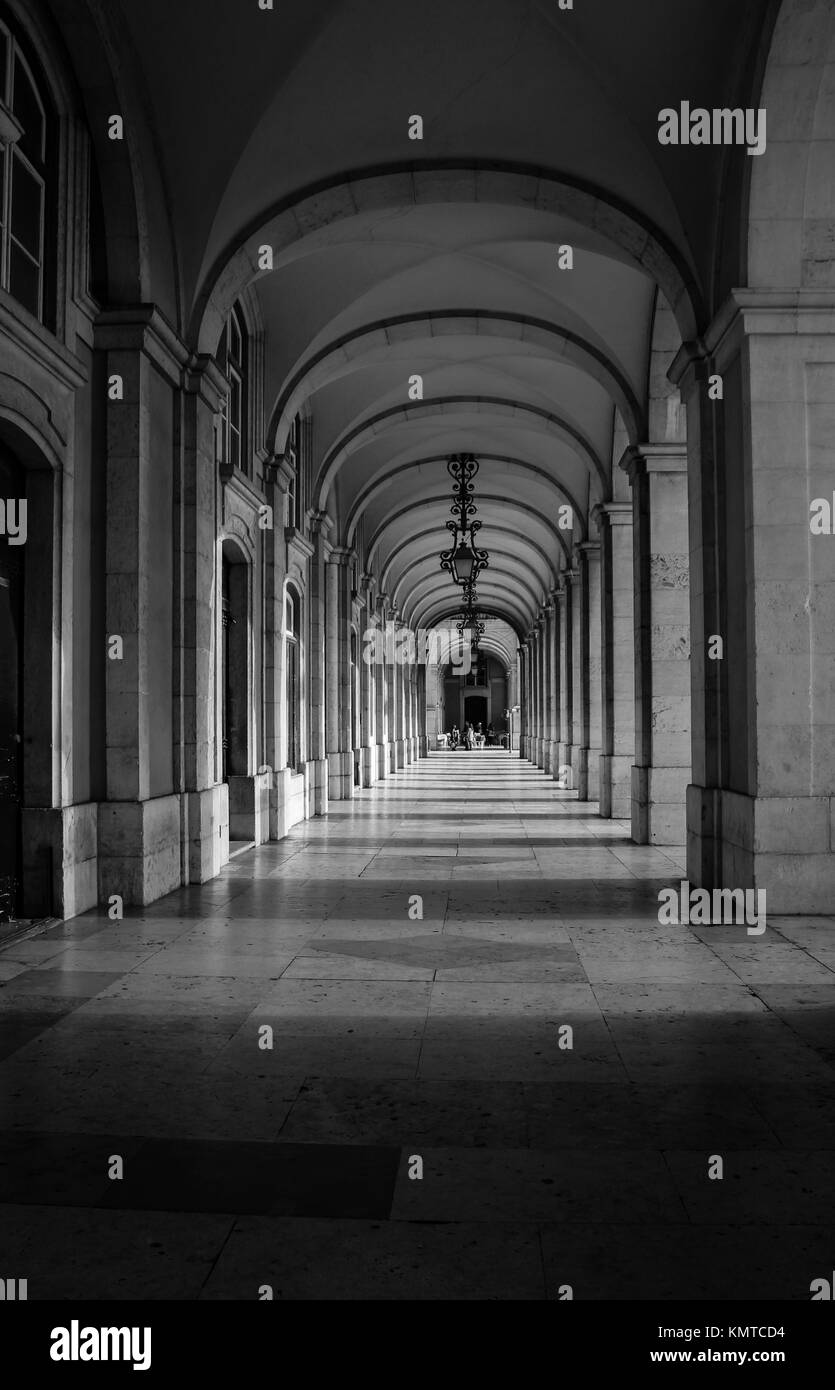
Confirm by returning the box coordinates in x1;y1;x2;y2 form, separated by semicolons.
520;642;530;758
569;562;588;799
326;546;354;800
557;578;573;779
622;445;691;844
538;612;548;768
358;575;377;788
673;291;835;911
373;595;390;779
95;309;186;906
307;514;331;815
583;542;603;803
177;354;227;883
546;597;559;774
597;503;634;819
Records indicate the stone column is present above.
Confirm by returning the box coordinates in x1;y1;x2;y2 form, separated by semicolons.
534;622;544;766
538;613;548;768
548;591;560;776
373;594;390;780
307;513;331;815
557;578;573;779
672;292;835;911
385;609;397;773
401;630;413;764
597;503;634;819
358;575;377;788
417;662;428;756
541;600;555;774
519;642;529;758
393;615;407;769
95;309;186;907
569;562;588;799
177;355;226;883
410;649;420;761
622;445;690;844
526;638;536;761
582;542;603;803
325;545;354;801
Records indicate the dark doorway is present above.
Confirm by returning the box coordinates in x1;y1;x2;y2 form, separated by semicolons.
0;449;24;921
464;695;487;730
221;545;249;781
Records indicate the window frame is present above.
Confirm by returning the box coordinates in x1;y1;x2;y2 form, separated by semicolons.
0;20;49;323
218;305;248;475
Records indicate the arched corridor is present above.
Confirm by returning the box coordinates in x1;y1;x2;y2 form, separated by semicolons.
0;0;834;1312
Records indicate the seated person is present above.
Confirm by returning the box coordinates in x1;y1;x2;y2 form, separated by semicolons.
486;723;495;746
474;722;485;749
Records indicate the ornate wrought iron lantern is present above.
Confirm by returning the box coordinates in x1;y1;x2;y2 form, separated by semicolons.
439;454;489;587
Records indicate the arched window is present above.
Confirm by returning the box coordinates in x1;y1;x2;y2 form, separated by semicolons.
217;305;248;474
286;413;302;530
285;586;301;771
0;19;54;322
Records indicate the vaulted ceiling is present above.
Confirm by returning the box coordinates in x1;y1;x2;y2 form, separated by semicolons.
108;0;774;641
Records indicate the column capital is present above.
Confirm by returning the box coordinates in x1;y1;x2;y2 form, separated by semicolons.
594;501;632;528
618;444;687;483
309;510;333;539
95;305;189;387
328;545;357;567
266;453;296;494
579;541;601;560
183;353;228;411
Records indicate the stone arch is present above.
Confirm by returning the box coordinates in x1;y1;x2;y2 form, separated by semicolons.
364;493;578;574
318;397;607;510
269;310;645;454
382;522;559;600
347;456;586;553
191;162;702;356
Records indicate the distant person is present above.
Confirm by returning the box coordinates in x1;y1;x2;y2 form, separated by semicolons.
464;722;474;750
450;724;460;749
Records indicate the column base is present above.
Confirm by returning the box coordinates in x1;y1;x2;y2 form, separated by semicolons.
599;753;632;819
307;758;329;816
556;744;574;788
20;803;99;920
271;767;307;840
586;745;602;803
98;794;182;907
388;741;397;773
395;739;406;769
375;743;389;780
360;746;376;788
227;772;271;844
688;785;835;913
327;751;354;800
571;747;589;801
631;766;688;845
185;783;229;884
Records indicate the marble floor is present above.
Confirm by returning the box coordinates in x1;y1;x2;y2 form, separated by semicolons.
1;752;834;1300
